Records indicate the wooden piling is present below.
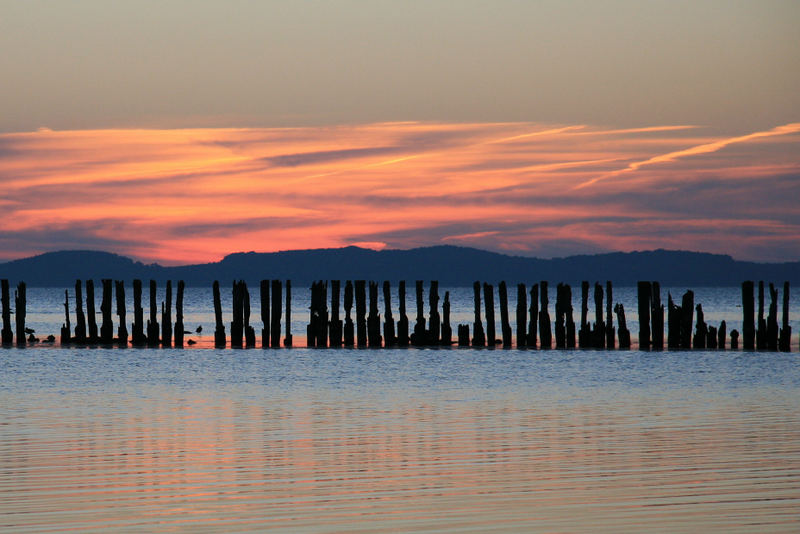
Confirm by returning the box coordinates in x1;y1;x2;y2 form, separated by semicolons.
693;304;707;349
442;291;452;346
1;280;12;345
472;281;485;347
579;281;589;348
779;281;791;352
132;279;145;346
355;280;367;347
757;281;766;350
528;284;539;348
767;283;779;351
428;281;441;345
614;303;631;349
61;289;71;345
730;329;739;349
483;283;496;347
539;282;552;349
412;280;426;346
86;280;98;343
244;282;256;348
680;291;694;349
637;281;651;350
516;284;527;348
457;324;470;346
213;280;226;348
499;281;512;348
605;281;615;349
147;280;159;347
651;282;664;350
593;282;605;349
382;281;396;346
261;280;270;348
284;280;292;347
270;280;282;347
344;280;355;347
174;281;184;348
100;279;113;345
317;281;328;347
74;280;87;344
565;284;576;349
308;282;318;347
15;282;26;346
115;280;127;347
742;281;755;350
368;281;381;347
397;281;409;347
707;325;718;349
231;280;244;348
718;320;726;350
667;293;680;349
331;280;343;347
555;283;566;349
161;280;173;348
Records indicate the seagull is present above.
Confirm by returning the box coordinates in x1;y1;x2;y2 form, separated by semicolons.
196;326;203;334
24;327;35;334
187;339;197;345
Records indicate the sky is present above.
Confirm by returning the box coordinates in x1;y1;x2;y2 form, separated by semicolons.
0;1;798;264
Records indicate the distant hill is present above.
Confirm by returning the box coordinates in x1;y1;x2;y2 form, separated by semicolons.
0;246;798;287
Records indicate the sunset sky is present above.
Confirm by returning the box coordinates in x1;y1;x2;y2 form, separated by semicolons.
1;1;798;264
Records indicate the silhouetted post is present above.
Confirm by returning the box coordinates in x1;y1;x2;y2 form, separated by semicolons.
355;280;367;347
651;282;664;350
368;281;382;347
396;281;409;346
86;280;98;343
579;281;590;348
499;282;512;348
382;281;396;346
244;283;256;348
539;282;552;349
428;281;441;345
667;293;680;349
528;284;539;348
555;283;566;349
147;280;159;347
593;282;605;349
484;283;496;347
457;324;470;346
730;329;740;349
331;280;343;347
100;279;113;345
742;281;755;350
442;291;452;345
779;282;791;352
14;282;26;346
344;281;355;347
718;320;727;350
175;281;185;348
637;281;651;350
213;280;226;348
317;281;328;347
161;280;173;348
472;281;485;347
61;289;71;345
1;280;12;345
757;281;766;350
74;280;87;344
115;280;128;347
516;284;527;348
565;284;576;349
680;291;694;349
307;281;318;348
605;281;615;349
693;304;707;349
271;280;282;347
707;325;718;349
284;280;292;347
266;280;272;349
767;283;779;351
614;303;631;349
132;279;145;346
231;280;244;348
412;280;426;346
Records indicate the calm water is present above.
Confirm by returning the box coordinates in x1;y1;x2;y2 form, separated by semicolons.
2;287;800;532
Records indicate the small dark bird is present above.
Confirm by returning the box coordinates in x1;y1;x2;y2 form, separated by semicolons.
187;339;197;345
44;335;56;343
27;333;39;342
183;330;192;335
24;327;35;334
196;326;203;333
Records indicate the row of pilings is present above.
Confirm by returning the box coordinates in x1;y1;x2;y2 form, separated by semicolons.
0;278;793;351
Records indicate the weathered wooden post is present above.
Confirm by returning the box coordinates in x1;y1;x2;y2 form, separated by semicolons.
472;281;485;347
147;280;159;347
779;282;791;352
441;291;452;345
483;283;496;347
528;284;539;348
270;280;282;348
730;329;740;349
605;281;615;349
355;280;367;347
284;280;292;347
344;281;355;347
593;282;605;349
651;282;664;350
132;279;145;346
428;281;441;345
742;281;755;350
315;280;328;347
516;283;527;348
1;280;12;345
555;283;566;349
15;282;26;346
115;280;128;347
61;289;71;345
412;280;425;346
86;280;98;343
100;279;113;345
767;283;779;351
368;281;381;347
174;281;185;348
539;282;552;349
395;281;409;346
231;280;244;348
693;304;707;349
213;280;226;348
331;280;343;347
707;325;718;349
680;291;694;349
244;282;256;348
382;281;396;346
457;324;470;346
259;280;272;349
579;281;590;348
757;281;767;350
307;281;320;348
667;293;680;349
74;280;87;344
499;281;512;348
614;303;631;349
637;281;651;350
718;320;727;350
161;280;173;348
565;284;576;349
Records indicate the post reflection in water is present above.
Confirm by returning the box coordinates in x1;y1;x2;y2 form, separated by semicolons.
1;348;799;532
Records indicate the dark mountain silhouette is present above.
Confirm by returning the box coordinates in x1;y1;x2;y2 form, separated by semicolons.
0;246;798;287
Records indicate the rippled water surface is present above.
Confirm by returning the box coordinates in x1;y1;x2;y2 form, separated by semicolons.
2;346;799;532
